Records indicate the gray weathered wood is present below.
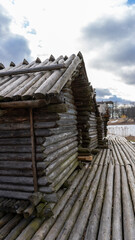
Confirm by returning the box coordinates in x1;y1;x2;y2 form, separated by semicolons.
0;64;66;77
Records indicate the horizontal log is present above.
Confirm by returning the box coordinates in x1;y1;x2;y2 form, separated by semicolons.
0;107;28;117
0;121;58;131
0;64;66;77
0;137;44;145
44;141;78;163
39;186;54;194
0;190;31;199
0;168;45;177
35;121;58;129
66;108;77;116
0;176;50;186
0;145;44;153
0;161;48;170
46;147;78;175
0;138;31;145
0;116;29;124
34;114;60;122
0;152;44;161
40;103;68;113
0;176;33;185
33;93;64;104
58;113;77;120
62;92;74;101
50;126;77;135
0;169;33;177
0;129;31;138
56;119;77;126
0;184;34;192
48;153;78;181
43;136;77;156
43;131;77;147
0;99;49;109
0;129;53;138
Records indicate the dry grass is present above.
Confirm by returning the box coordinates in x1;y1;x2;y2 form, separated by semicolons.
126;136;135;142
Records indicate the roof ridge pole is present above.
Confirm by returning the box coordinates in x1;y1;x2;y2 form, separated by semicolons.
0;64;66;77
30;108;38;192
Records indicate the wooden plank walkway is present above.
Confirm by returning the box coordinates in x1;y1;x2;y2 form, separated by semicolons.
0;136;135;239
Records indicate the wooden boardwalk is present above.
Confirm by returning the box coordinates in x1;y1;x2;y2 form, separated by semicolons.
0;136;135;239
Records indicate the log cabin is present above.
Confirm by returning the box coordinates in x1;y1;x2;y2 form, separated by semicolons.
0;52;106;215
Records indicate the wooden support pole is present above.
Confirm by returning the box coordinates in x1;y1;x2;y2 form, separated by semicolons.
30;108;38;192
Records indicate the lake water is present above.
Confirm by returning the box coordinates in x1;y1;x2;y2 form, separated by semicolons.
107;124;135;137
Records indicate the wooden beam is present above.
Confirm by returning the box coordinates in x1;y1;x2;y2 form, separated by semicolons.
30;108;38;192
0;64;66;77
0;99;48;108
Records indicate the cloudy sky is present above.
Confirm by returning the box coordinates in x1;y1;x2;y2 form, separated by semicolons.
0;0;135;103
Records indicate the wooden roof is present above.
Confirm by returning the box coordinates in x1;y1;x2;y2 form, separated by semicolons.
0;53;83;103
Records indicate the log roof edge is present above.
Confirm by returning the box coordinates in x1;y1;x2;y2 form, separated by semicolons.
0;52;90;105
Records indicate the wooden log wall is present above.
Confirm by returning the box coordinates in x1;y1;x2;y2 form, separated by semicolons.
96;105;110;147
71;71;98;155
0;108;34;200
97;116;105;146
0;83;78;207
1;136;135;240
37;82;79;195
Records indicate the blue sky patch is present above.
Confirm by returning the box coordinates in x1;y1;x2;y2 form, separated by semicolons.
127;0;135;5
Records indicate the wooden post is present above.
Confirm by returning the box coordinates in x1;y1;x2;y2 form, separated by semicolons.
30;108;38;192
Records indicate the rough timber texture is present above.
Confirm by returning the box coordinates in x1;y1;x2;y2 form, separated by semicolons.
0;136;135;239
0;52;107;216
0;54;81;101
0;85;78;204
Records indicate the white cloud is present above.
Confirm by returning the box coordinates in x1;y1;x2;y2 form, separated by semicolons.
0;0;134;101
0;3;31;66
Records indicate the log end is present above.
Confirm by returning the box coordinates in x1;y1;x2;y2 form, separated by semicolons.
0;63;5;70
49;55;55;61
23;59;29;65
35;57;41;63
10;61;16;67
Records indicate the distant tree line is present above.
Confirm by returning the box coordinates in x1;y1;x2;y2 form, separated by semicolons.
122;106;135;120
109;103;135;120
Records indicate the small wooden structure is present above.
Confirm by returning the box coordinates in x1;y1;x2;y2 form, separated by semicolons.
0;52;106;214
